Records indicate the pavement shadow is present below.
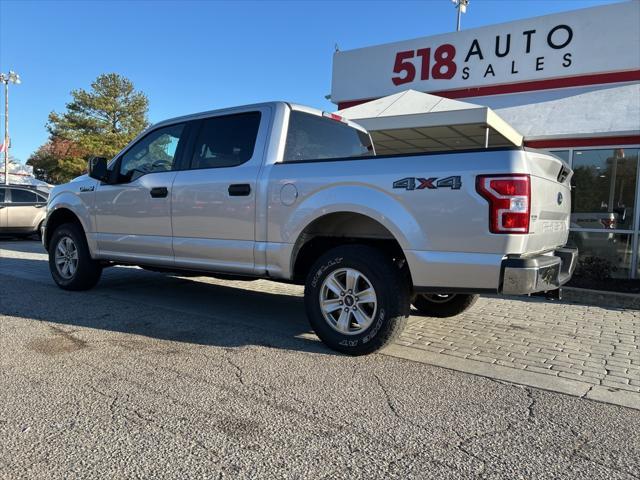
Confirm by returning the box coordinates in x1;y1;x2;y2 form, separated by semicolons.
0;254;338;356
481;292;636;312
0;238;44;253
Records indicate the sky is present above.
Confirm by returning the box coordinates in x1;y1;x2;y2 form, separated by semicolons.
0;0;626;162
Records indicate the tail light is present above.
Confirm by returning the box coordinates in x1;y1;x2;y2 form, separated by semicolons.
322;112;348;123
476;174;531;234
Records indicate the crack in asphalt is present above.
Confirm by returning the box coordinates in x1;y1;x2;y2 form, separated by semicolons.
373;371;462;474
223;353;246;386
373;372;402;421
567;426;639;479
77;379;223;467
525;386;536;421
448;384;539;477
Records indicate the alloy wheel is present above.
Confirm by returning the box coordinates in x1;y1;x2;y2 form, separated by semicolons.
319;268;378;335
54;236;79;279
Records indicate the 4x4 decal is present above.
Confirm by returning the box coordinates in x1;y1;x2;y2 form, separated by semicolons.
393;176;462;191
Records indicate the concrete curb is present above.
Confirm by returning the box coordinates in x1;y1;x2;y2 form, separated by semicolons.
383;344;640;411
563;287;640;310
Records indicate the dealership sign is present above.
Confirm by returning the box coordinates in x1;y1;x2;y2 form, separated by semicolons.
331;2;640;104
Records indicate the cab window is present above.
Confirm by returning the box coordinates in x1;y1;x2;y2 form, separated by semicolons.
119;123;185;181
284;111;373;162
190;112;261;169
10;189;38;203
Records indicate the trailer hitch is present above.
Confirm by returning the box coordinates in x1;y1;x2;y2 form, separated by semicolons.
530;288;562;301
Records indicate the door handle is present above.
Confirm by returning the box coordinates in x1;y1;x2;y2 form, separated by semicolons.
228;184;251;196
150;186;169;198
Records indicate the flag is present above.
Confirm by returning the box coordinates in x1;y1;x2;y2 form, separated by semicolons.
0;142;6;153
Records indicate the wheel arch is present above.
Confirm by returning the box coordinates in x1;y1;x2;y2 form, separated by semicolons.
44;207;87;251
290;211;411;284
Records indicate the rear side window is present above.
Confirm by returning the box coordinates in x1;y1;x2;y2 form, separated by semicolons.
0;189;5;202
284;111;373;162
191;112;261;169
11;189;37;203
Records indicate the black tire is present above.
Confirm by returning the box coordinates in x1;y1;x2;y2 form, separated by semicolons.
48;222;102;291
412;293;478;318
304;245;410;355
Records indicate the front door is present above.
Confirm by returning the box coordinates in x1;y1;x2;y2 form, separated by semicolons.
171;110;266;274
94;122;187;265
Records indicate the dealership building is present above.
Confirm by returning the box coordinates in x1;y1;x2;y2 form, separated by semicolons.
330;0;640;279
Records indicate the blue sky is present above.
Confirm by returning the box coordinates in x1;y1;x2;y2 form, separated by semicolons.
0;0;624;162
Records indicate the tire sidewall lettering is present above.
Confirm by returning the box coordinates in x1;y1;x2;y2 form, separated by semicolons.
311;256;343;288
362;308;385;344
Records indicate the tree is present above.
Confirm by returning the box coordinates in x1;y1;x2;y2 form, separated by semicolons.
28;73;150;183
27;138;87;184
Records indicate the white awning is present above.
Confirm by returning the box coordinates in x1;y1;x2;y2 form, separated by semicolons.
336;89;523;155
490;83;640;141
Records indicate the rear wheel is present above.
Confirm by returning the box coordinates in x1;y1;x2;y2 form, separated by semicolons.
304;245;410;355
412;293;478;318
48;223;102;291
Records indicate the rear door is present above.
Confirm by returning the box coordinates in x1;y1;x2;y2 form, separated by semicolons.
171;108;268;274
6;188;44;230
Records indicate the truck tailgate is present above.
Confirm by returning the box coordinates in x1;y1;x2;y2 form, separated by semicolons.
526;150;573;254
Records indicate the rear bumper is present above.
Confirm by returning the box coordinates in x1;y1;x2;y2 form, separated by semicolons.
499;247;578;295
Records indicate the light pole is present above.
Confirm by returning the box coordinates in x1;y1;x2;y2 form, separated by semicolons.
0;70;21;185
452;0;469;32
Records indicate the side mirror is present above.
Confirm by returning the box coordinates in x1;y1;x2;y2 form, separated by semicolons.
88;157;109;182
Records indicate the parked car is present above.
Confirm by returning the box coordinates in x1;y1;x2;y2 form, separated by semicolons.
0;185;48;238
43;102;577;355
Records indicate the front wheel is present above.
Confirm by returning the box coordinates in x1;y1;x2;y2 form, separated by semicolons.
48;223;102;291
304;245;410;355
412;293;478;318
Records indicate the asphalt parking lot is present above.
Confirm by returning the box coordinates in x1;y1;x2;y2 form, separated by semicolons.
1;239;639;479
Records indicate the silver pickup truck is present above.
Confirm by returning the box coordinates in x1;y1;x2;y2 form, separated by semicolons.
43;101;577;355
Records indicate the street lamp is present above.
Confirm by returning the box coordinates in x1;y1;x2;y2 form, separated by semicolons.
451;0;470;32
0;70;21;185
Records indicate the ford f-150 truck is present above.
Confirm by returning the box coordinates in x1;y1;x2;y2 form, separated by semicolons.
43;101;577;355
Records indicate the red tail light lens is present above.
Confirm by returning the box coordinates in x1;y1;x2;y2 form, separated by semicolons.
476;174;531;234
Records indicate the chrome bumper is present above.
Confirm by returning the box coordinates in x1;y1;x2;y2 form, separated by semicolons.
500;247;578;295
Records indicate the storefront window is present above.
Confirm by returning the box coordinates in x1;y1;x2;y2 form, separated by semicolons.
571;148;638;230
568;231;634;279
549;150;570;163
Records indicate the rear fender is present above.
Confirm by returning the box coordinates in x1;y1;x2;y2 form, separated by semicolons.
285;185;426;250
